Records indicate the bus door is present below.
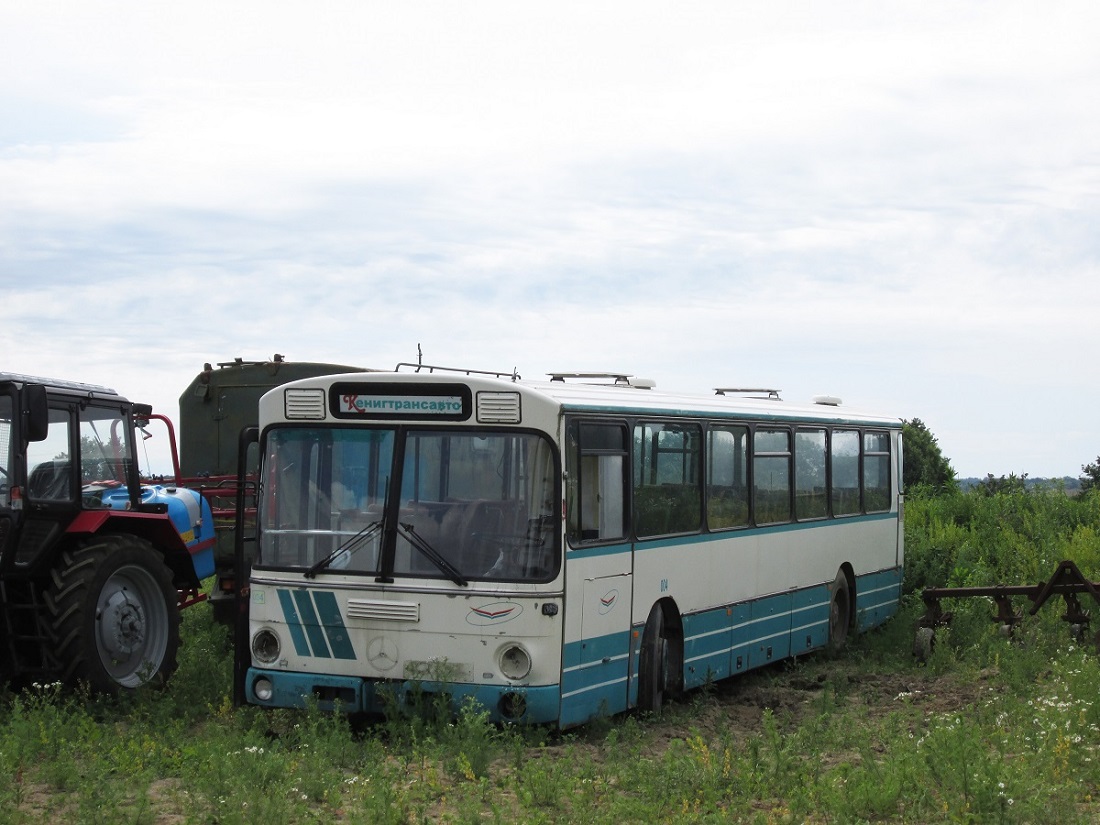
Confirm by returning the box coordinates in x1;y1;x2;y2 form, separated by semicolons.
562;420;632;727
896;430;905;568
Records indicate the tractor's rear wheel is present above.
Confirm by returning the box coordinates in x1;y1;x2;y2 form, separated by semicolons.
45;534;180;693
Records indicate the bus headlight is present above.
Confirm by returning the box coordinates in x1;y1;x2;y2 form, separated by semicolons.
252;629;281;664
498;644;532;680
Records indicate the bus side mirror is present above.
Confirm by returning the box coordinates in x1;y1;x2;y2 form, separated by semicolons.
22;384;49;442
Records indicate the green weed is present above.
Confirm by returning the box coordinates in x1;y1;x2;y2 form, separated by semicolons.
1;488;1099;822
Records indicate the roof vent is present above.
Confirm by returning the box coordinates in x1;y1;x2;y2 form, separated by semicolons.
285;388;326;419
548;372;655;389
477;391;522;423
714;388;781;400
813;395;842;406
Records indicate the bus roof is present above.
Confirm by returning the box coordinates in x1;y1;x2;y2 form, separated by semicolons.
277;369;902;429
522;377;901;428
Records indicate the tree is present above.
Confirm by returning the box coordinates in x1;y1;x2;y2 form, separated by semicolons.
974;472;1028;497
1081;457;1100;494
902;418;956;493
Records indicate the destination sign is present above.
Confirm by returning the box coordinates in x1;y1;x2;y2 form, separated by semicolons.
338;394;463;415
330;381;472;421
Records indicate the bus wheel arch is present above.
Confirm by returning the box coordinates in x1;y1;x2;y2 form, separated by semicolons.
638;599;683;714
829;566;855;649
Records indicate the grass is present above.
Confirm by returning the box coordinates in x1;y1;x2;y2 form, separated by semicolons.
1;488;1099;823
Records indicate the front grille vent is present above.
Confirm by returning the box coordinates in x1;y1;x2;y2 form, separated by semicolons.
346;598;420;622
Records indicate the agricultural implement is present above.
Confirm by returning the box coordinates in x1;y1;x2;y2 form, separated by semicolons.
914;559;1100;659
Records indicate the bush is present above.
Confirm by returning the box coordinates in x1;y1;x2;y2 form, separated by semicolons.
905;486;1100;594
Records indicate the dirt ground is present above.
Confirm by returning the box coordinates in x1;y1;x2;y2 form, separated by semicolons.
633;656;992;748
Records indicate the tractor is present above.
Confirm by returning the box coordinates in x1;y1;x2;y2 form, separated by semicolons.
0;372;214;693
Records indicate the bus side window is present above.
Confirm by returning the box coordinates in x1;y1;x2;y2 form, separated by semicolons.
567;422;627;543
707;425;749;529
634;422;702;537
831;429;860;516
753;428;791;525
863;431;891;512
795;428;828;520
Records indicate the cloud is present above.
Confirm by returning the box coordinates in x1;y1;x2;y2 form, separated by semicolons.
2;2;1099;478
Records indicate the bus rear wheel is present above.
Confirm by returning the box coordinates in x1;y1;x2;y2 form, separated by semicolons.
639;603;680;714
46;534;181;693
829;571;851;649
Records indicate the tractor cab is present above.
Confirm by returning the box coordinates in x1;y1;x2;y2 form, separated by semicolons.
2;376;139;567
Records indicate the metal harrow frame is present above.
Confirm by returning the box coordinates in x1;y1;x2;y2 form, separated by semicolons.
914;560;1100;659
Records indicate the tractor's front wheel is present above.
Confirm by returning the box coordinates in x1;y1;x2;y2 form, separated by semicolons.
46;534;180;693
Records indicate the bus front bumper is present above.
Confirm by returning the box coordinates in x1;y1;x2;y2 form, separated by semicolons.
245;667;561;724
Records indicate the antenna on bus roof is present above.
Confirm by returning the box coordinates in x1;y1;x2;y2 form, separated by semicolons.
714;387;782;400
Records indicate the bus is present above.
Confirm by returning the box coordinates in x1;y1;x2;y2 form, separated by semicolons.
237;366;903;728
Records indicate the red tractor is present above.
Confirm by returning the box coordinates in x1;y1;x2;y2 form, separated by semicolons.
0;372;214;692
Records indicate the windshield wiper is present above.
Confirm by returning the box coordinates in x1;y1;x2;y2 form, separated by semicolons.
304;519;383;579
397;522;468;587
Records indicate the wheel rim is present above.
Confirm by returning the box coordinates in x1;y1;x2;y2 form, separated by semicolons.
95;563;170;688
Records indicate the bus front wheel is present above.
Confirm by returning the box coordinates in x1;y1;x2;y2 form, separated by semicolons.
639;603;680;714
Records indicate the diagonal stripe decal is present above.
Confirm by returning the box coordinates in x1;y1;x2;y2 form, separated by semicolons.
277;588;312;657
293;589;332;659
275;588;357;661
313;591;356;660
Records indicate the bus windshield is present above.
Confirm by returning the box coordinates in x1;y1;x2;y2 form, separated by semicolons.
258;427;560;583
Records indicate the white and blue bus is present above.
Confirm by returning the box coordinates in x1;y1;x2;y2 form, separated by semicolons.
239;367;903;728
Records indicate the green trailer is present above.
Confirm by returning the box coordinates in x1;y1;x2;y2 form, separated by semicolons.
168;356;371;622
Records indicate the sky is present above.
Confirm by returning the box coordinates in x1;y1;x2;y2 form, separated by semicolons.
2;1;1098;479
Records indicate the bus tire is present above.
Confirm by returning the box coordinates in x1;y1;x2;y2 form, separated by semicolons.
828;571;851;649
45;534;180;693
639;603;680;714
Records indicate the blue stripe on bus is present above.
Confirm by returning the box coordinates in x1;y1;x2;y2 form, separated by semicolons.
636;572;898;697
276;588;312;657
312;590;357;660
566;512;898;558
635;512;897;552
630;591;802;695
855;567;903;631
562;630;629;669
560;631;632;727
683;607;735;684
790;584;830;653
276;589;357;660
292;589;333;659
567;542;633;561
246;668;563;724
